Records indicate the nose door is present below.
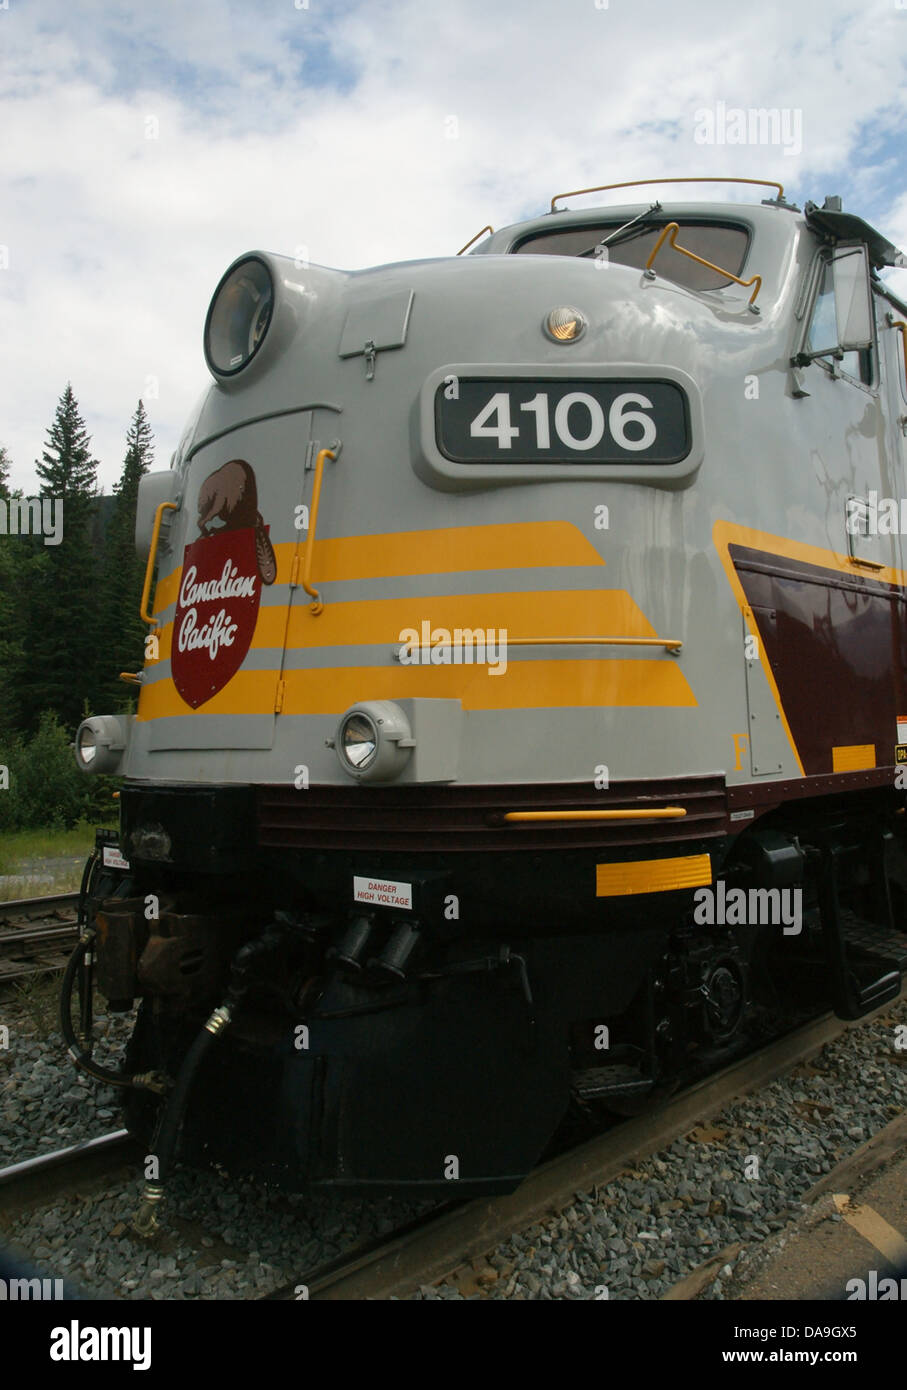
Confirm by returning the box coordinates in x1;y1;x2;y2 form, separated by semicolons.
140;412;314;751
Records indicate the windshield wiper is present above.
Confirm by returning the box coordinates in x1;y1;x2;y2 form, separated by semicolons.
577;202;662;259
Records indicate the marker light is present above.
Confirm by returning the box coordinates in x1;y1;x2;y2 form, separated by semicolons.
544;306;586;342
204;256;274;377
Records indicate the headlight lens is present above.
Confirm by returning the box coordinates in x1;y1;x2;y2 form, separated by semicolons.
333;702;415;782
204;256;274;376
341;713;378;770
77;727;97;766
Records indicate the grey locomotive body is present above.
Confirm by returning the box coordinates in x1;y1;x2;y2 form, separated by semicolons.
69;180;907;1203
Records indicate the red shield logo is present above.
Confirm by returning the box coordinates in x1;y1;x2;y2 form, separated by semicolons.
172;526;263;709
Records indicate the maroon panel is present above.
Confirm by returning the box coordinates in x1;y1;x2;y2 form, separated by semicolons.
257;775;728;853
729;545;907;777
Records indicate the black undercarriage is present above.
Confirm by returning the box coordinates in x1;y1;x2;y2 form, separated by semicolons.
67;781;907;1197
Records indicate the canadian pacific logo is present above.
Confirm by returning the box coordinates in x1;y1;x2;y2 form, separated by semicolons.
172;459;276;709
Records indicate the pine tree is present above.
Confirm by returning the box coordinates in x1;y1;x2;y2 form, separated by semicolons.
0;443;22;731
18;386;101;731
35;383;100;501
100;402;155;707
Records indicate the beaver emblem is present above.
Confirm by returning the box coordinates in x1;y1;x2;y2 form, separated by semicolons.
197;458;277;584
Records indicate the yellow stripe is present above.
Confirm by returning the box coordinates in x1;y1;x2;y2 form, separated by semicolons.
136;657;697;720
150;520;605;617
833;1195;907;1266
137;670;281;720
153;589;655;664
596;854;712;897
832;744;876;772
505;807;686;822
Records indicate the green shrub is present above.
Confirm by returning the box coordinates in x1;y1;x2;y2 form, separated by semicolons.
0;711;119;831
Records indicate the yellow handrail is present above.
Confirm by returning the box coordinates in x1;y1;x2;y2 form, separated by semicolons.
398;635;682;654
891;321;907;396
503;807;687;822
550;176;784;213
645;222;762;306
140;502;178;628
457;224;494;256
302;448;336;614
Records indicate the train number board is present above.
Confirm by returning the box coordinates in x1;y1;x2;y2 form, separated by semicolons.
436;378;690;465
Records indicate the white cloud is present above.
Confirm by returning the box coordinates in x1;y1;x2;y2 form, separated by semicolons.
1;0;905;492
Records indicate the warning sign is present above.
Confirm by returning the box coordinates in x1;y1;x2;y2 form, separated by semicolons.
353;875;413;910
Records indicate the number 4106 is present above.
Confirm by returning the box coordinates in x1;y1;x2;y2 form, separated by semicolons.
469;390;657;452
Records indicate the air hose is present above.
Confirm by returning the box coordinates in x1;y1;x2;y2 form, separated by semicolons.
132;1003;233;1236
132;927;288;1236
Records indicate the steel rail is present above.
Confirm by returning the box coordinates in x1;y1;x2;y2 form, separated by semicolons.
0;1131;139;1215
0;892;80;918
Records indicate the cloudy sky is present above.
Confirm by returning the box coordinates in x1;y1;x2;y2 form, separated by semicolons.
1;0;906;494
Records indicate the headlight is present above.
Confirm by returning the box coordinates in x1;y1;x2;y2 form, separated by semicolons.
333;702;415;782
204;255;274;377
74;716;128;775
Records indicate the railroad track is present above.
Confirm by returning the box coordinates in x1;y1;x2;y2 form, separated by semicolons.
0;998;898;1300
0;1131;139;1216
0;892;79;984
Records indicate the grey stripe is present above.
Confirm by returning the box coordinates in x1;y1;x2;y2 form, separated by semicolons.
152;565;609;627
308;565;609;605
142;641;678;685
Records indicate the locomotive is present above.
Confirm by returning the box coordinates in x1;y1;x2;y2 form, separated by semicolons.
68;176;907;1219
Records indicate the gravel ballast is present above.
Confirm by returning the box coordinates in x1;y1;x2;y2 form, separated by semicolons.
2;989;905;1300
416;1000;907;1300
0;993;431;1299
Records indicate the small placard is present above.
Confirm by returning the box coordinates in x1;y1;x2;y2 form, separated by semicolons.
898;717;907;744
353;875;413;910
102;845;130;870
896;744;907;765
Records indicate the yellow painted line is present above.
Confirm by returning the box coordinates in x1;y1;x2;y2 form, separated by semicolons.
136;671;280;720
832;744;876;772
505;807;686;822
150;520;605;617
153;588;655;663
136;657;697;720
833;1195;907;1267
595;853;712;897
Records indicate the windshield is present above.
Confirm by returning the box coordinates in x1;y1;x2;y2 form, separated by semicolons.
513;221;750;292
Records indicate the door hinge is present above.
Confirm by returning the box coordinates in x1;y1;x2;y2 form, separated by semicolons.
289;553;301;587
275;679;286;714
